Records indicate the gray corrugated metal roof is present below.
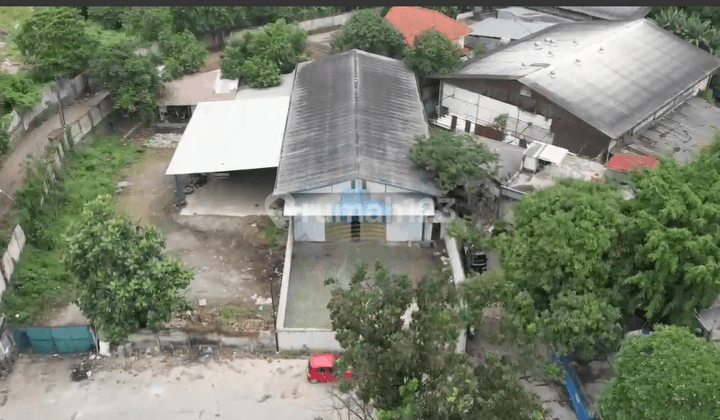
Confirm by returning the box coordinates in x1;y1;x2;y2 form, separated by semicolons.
474;137;524;182
446;20;720;139
274;50;439;196
470;17;556;40
558;6;651;21
620;97;720;165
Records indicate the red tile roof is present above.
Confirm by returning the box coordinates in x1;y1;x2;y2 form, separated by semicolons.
606;154;659;172
385;6;473;47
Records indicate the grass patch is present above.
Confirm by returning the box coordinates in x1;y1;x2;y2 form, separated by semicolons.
264;215;288;251
0;6;34;34
219;304;252;327
2;134;143;325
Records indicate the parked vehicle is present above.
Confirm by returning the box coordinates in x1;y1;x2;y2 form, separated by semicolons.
460;243;488;274
307;353;352;384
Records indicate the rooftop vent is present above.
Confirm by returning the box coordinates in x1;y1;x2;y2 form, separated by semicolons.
599;46;605;52
550;70;556;75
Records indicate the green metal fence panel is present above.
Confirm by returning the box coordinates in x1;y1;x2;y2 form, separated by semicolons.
11;326;94;354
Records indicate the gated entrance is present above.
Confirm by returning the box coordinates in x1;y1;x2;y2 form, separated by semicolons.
12;325;96;354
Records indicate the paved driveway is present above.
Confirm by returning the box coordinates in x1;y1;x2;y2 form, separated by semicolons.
0;353;345;420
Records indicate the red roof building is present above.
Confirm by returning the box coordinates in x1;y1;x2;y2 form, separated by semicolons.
385;6;473;48
606;154;659;172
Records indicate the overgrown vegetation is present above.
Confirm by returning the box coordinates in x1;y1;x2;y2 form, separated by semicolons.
159;29;208;81
493;113;509;130
2;135;143;325
90;38;162;120
599;325;720;420
651;6;720;54
326;261;544;420
220;18;307;87
411;131;498;194
404;29;464;78
463;134;720;359
264;216;288;251
331;9;407;59
66;195;193;342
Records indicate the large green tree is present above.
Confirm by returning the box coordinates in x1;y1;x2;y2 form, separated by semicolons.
410;131;498;195
495;179;629;358
622;140;720;326
331;10;407;58
121;7;173;44
65;195;193;342
326;261;543;420
220;18;307;86
14;6;98;80
159;29;208;81
405;29;464;78
89;38;162;119
599;325;720;420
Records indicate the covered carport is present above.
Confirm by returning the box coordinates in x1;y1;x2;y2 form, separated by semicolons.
165;97;289;217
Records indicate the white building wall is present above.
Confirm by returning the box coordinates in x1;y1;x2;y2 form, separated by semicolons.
387;216;424;241
440;82;554;144
293;216;325;242
332;181;352;193
277;329;342;351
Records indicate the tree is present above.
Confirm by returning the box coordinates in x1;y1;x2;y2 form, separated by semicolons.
410;130;498;195
86;6;129;30
65;195;193;343
331;10;407;58
220;19;306;86
89;38;162;120
599;325;720;420
14;7;98;80
326;261;543;420
621;139;720;326
122;7;173;44
405;30;464;78
159;30;208;81
170;6;248;36
496;179;629;358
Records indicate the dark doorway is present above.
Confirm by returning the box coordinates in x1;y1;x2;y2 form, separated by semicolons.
450;116;457;131
465;120;472;132
351;216;361;242
431;223;442;240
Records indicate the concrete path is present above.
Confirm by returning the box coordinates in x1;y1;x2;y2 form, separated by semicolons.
0;92;109;222
0;353;345;420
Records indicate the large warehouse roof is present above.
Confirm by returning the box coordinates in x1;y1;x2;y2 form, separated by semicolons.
274;49;439;196
446;19;720;139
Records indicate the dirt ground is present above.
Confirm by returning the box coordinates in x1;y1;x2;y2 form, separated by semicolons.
113;129;284;333
199;51;223;73
0;351;348;420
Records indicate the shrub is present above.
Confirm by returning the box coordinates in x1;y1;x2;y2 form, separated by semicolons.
331;9;406;58
159;29;208;80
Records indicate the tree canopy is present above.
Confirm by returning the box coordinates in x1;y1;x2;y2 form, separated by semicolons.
405;30;464;78
331;10;407;58
89;38;162;120
621;140;720;326
599;325;720;420
220;18;307;87
14;6;98;80
65;195;193;342
121;7;173;44
326;261;544;420
410;130;498;195
492;179;629;358
159;29;208;81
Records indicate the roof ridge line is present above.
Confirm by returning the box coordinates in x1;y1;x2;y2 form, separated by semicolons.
353;50;360;178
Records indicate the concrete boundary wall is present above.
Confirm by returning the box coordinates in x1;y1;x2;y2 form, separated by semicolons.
6;73;89;148
126;328;276;353
444;236;466;284
0;93;112;303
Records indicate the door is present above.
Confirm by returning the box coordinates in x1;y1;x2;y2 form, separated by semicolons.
431;223;442;240
450;116;458;131
465;120;472;133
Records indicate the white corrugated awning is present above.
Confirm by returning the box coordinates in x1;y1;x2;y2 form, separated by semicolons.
165;97;290;175
524;141;569;165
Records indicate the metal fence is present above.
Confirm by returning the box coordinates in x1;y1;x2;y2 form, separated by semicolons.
12;325;96;354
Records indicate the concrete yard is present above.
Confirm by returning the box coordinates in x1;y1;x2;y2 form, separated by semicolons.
284;242;446;329
181;168;277;217
0;353;346;420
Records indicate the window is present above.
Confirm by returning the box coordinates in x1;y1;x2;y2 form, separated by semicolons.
317;368;326;373
520;86;532;97
328;368;335;374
